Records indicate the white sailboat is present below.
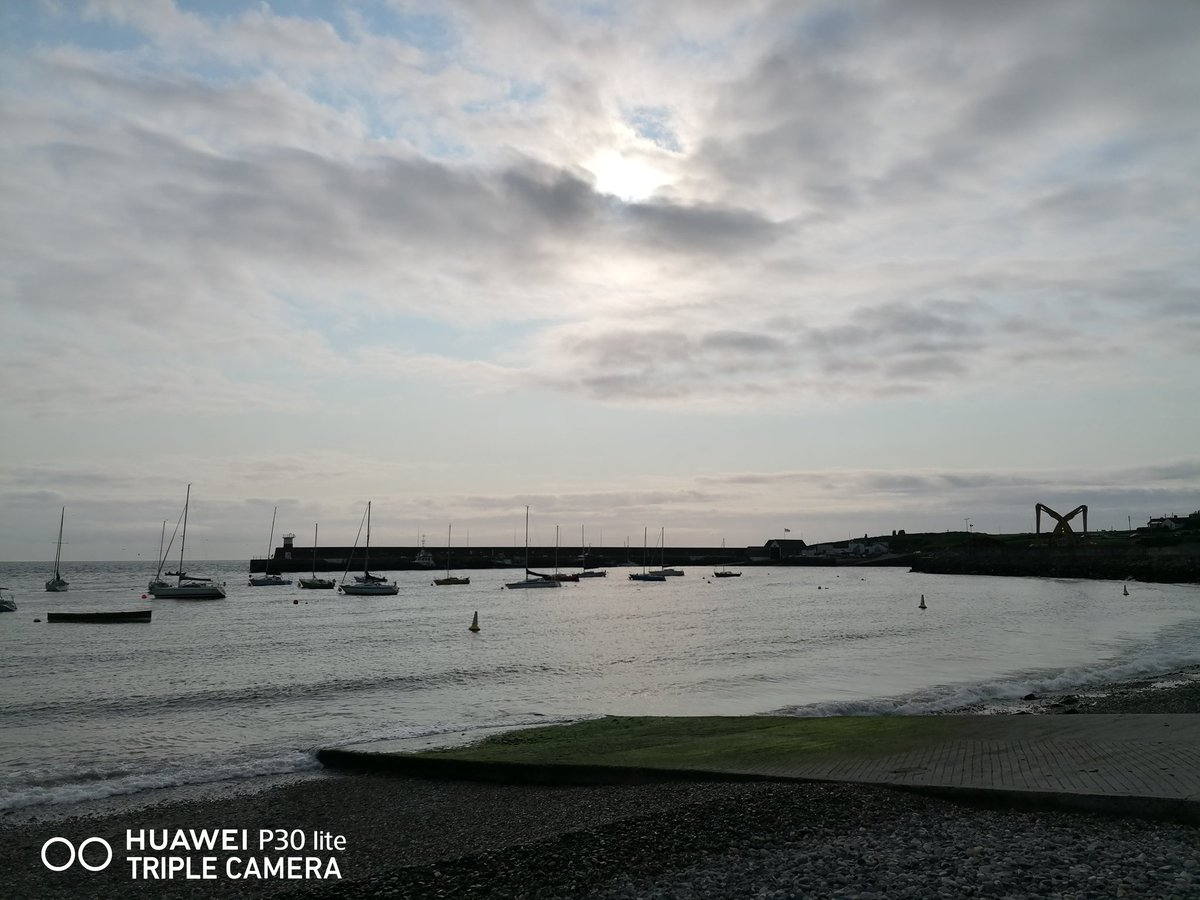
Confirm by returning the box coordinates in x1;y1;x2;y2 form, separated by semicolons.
45;507;69;592
339;502;399;595
505;507;560;589
299;524;335;589
629;527;667;581
149;485;227;599
249;507;293;586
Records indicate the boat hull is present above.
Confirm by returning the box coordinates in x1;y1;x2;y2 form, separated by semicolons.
339;583;399;595
150;584;227;600
248;575;293;586
47;610;151;623
629;573;667;582
505;579;560;589
433;576;470;586
299;578;336;590
45;578;69;592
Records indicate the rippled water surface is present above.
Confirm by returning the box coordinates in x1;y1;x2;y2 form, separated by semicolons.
1;561;1197;812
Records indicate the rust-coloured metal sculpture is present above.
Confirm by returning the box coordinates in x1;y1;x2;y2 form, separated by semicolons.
1035;503;1088;544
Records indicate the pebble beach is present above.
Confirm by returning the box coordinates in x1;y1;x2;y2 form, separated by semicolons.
3;671;1198;900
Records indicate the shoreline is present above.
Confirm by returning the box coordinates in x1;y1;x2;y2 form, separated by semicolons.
2;667;1198;898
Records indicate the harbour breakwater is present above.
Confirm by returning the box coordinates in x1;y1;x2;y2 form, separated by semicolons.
909;544;1200;584
249;547;758;573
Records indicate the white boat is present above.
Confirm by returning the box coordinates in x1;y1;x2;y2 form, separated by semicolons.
249;507;293;586
413;536;435;568
149;485;227;600
299;524;335;589
506;507;560;589
629;528;667;582
0;587;16;612
433;524;470;586
45;507;69;592
340;502;399;595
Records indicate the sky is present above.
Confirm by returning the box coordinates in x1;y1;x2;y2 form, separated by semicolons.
1;0;1198;562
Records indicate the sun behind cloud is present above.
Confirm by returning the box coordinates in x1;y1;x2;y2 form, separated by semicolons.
586;148;671;201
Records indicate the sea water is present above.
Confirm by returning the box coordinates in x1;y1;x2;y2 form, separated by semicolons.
0;561;1197;814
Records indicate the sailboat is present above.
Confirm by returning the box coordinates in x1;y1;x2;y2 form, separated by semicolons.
577;525;606;577
433;524;470;586
0;586;16;612
249;507;293;586
339;502;399;595
149;485;227;599
540;525;579;582
505;507;560;589
648;527;684;577
148;519;174;591
45;507;69;592
629;527;667;581
299;523;335;589
713;539;741;577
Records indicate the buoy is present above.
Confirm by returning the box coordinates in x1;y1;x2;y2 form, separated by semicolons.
293;598;299;605
919;594;927;610
468;611;480;633
141;593;148;599
1123;585;1129;596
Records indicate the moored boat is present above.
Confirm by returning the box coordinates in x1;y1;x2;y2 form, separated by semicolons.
299;523;335;589
506;507;560;589
433;524;470;586
0;588;16;612
45;507;69;592
339;502;399;595
629;528;667;582
249;508;293;586
47;610;151;623
149;485;227;600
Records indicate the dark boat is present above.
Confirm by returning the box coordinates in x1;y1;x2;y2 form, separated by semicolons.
47;610;152;624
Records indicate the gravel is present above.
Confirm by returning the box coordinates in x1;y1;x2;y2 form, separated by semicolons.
3;672;1198;900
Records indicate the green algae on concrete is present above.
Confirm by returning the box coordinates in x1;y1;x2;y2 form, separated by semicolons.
413;716;956;772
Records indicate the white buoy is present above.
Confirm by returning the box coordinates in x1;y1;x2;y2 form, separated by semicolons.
469;611;480;633
919;594;927;610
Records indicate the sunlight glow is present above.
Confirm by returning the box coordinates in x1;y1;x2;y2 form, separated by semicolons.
586;149;670;202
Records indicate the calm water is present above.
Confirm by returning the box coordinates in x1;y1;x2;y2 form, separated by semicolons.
1;561;1197;813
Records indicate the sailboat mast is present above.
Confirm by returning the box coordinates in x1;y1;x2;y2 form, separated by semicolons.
524;506;530;571
178;484;191;586
446;523;452;577
312;523;319;578
264;507;277;574
53;507;65;578
364;501;371;575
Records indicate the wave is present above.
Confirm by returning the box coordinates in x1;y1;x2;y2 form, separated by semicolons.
0;750;322;813
0;715;585;814
772;652;1200;718
3;662;569;720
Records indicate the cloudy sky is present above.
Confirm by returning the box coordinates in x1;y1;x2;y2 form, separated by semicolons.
2;0;1197;561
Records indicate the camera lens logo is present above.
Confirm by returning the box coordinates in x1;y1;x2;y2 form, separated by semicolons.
41;837;113;872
